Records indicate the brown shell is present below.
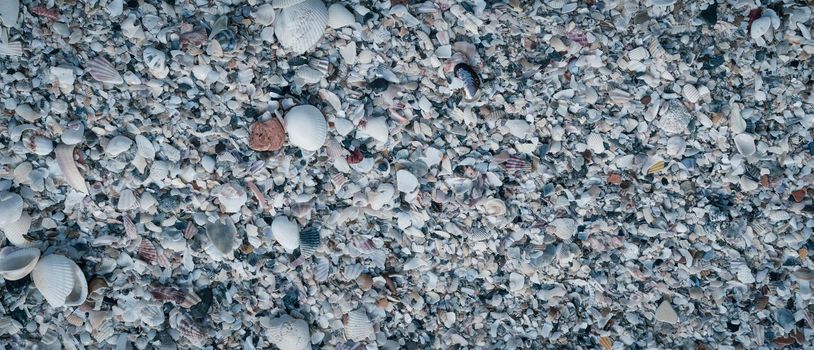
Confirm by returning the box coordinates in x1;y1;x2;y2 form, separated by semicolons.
249;118;285;152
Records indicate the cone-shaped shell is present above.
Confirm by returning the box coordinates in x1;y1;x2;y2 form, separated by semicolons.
2;211;33;247
272;216;300;251
344;308;374;341
275;0;328;54
299;226;321;257
32;254;88;307
285;105;327;151
0;192;23;226
0;247;40;280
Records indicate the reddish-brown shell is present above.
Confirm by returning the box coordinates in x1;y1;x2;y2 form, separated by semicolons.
249;119;286;152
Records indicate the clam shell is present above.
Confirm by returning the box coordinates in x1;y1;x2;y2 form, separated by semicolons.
205;216;237;257
62;121;85;145
106;135;133;157
86;57;123;85
285;105;327;151
264;315;310;350
25;135;53;155
0;247;40;280
3;211;33;247
0;192;23;226
682;84;700;104
327;3;355;29
734;133;756;156
586;133;605;153
299;225;321;257
272;216;300;251
0;0;19;27
272;0;307;8
343;263;364;280
254;4;276;26
143;47;169;79
55;144;88;193
214;183;247;213
117;189;139;211
627;46;649;61
135;134;156;159
344;309;374;341
0;41;22;56
396;170;419;193
659;100;692;134
470;227;492;242
476;198;506;217
549;218;576;240
751;16;771;39
32;254;88;307
249;118;286;152
314;256;330;282
642;157;666;175
274;0;328;54
360;117;388;143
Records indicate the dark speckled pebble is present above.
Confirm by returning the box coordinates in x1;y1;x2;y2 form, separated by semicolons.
369;78;389;93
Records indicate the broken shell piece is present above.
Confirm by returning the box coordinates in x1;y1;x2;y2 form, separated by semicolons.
734;133;756;156
0;192;24;226
263;314;310;350
253;4;276;26
214;182;247;213
62;121;85;145
24;135;53;156
2;211;33;247
274;0;328;54
272;0;306;8
659;100;692;134
205;216;238;257
272;216;300;251
55;144;89;194
751;16;771;40
586;133;605;153
32;254;88;307
359;117;388;143
0;0;19;27
655;300;679;324
327;3;354;29
0;247;40;281
454;63;480;100
396;170;419;193
105;136;133;157
682;84;700;104
549;218;576;240
477;198;507;217
299;225;321;257
285;105;327;151
86;57;124;85
642;156;666;175
143;47;169;79
344;308;375;341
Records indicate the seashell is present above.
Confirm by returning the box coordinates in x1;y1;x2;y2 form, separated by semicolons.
272;0;307;8
2;211;32;247
254;4;276;26
454;63;480;100
750;16;771;40
24;135;53;155
30;6;59;21
106;135;133;157
0;247;40;280
666;136;686;157
299;225;321;257
470;226;492;242
272;216;300;251
0;0;19;27
212;29;237;52
295;66;323;85
476;198;507;217
86;57;123;85
141;304;165;328
655;300;678;324
65;310;85;327
55;144;88;193
344;309;374;341
0;192;23;226
586;133;605;153
264;315;310;350
135;134;155;159
143;47;169;79
327;3;355;29
0;41;22;56
396;170;419;193
249;118;286;152
138;239;169;267
31;254;88;307
117;189;138;211
343;263;364;280
150;287;200;308
734;133;756;156
647;38;666;59
359;117;389;143
314;256;330;281
659;100;692;134
627;46;650;61
549;218;576;240
682;84;700;104
205;216;237;257
170;311;206;347
309;57;330;75
599;336;613;350
214;182;247;213
274;0;328;54
642;157;666;175
62;121;85;145
285;105;327;151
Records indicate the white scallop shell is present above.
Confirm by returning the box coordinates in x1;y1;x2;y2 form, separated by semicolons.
272;216;300;251
143;47;169;79
2;211;33;247
359;117;388;143
264;315;310;350
734;133;756;156
586;133;605;153
627;46;650;61
751;16;771;40
32;254;88;307
62;121;85;145
666;136;686;157
0;0;19;27
344;308;374;341
117;189;139;211
549;218;576;240
214;183;247;213
343;263;364;280
470;227;492;242
86;57;124;85
285;105;327;151
106;135;133;157
0;247;40;280
327;3;355;29
0;192;23;226
682;84;700;104
274;0;328;54
272;0;307;8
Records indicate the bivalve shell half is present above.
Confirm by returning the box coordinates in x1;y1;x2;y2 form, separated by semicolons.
143;47;169;79
751;16;771;40
586;133;605;153
285;105;327;151
214;182;247;213
105;135;133;157
0;247;40;280
272;216;300;251
274;0;328;54
32;254;88;307
272;0;307;8
327;3;355;29
734;133;756;156
344;308;375;341
86;57;124;85
264;315;310;350
2;211;33;247
61;121;85;145
299;225;321;257
549;218;576;240
0;192;23;226
627;46;650;61
682;84;700;104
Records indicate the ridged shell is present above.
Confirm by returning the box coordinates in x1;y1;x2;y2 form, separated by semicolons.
454;63;480;100
659;100;691;134
360;117;388;143
275;0;328;54
627;46;649;61
586;133;605;153
285;105;327;151
0;41;22;56
2;212;33;247
344;309;374;341
299;226;321;257
0;0;19;27
549;218;576;240
272;216;300;251
314;256;330;282
734;133;756;156
295;65;323;84
599;336;613;350
0;192;23;226
642;157;666;175
0;247;40;280
214;183;247;213
150;287;200;308
327;3;355;29
171;312;206;346
309;57;330;75
32;254;88;307
470;227;492;242
264;315;310;350
206;216;237;256
272;0;307;8
135;134;156;159
86;57;123;85
682;84;700;103
343;263;364;280
648;39;667;59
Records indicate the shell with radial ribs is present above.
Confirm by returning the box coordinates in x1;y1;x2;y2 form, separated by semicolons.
263;314;310;350
285;105;328;151
0;247;40;280
150;287;201;308
682;84;700;103
659;100;692;134
344;308;375;341
549;218;577;240
586;133;605;153
314;256;331;281
299;225;321;257
86;57;123;84
31;254;88;307
0;192;23;226
170;310;207;347
274;0;328;54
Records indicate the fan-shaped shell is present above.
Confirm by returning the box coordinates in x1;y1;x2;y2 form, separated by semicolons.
344;309;374;341
549;218;576;240
327;4;355;29
272;216;300;251
62;121;84;145
586;133;605;153
0;247;40;280
214;183;247;213
117;189;138;211
682;84;700;104
2;211;32;247
274;0;328;54
360;117;388;143
32;254;88;307
314;256;330;282
86;57;123;85
272;0;307;8
285;105;327;151
751;16;771;39
205;216;237;257
476;198;506;217
143;47;169;79
264;315;310;350
627;46;649;61
734;133;756;156
135;134;156;159
470;227;492;242
0;192;23;226
0;0;19;27
106;135;133;157
0;41;22;56
299;226;321;257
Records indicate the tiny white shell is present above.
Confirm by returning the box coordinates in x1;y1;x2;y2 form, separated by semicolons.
272;216;300;251
285;105;327;151
327;3;355;29
32;254;88;308
682;84;700;104
143;47;169;79
272;0;306;8
344;309;374;341
751;16;771;40
274;0;328;54
214;183;247;213
549;218;576;240
86;57;124;85
360;117;389;143
734;133;756;156
0;247;40;281
586;133;605;153
106;136;133;157
0;192;23;226
2;211;33;247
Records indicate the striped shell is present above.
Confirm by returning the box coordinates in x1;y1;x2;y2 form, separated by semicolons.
274;0;328;54
285;105;327;151
138;239;170;268
272;0;307;8
86;57;123;85
344;309;374;341
32;254;88;307
503;156;531;172
598;336;613;350
343;263;364;280
469;227;492;242
0;247;40;280
299;226;321;257
150;287;200;308
642;157;666;175
0;41;22;56
627;46;650;61
682;84;700;103
454;63;480;100
171;311;206;347
0;192;23;226
586;133;605;153
117;189;139;211
314;256;331;282
264;315;310;350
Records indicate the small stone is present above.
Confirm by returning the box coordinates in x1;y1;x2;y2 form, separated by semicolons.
792;189;806;203
607;173;622;185
699;2;717;25
655;300;678;324
249;119;285;152
368;78;389;93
